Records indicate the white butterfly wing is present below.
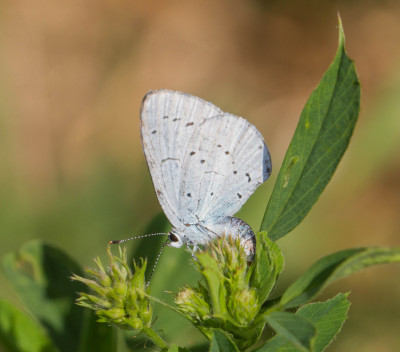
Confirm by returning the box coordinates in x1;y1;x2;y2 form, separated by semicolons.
140;90;222;228
178;113;271;224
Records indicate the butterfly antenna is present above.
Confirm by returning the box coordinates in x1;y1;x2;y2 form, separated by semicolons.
146;240;167;287
109;233;168;244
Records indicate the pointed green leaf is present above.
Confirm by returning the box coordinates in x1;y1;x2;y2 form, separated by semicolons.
2;240;85;352
251;232;284;304
281;247;400;308
254;336;286;352
0;299;58;352
209;330;239;352
261;18;360;240
257;293;350;352
196;252;226;315
265;311;316;351
296;293;350;352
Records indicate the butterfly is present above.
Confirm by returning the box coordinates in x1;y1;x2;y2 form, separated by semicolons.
135;90;272;261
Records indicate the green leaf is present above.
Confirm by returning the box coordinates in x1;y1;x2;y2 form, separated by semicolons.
196;252;226;315
296;293;350;352
2;240;85;352
0;299;58;352
265;311;316;351
254;336;287;352
280;247;400;308
77;309;117;352
209;330;239;352
251;232;284;304
257;293;350;352
261;17;360;240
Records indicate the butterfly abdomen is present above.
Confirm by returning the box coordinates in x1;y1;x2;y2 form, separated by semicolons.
206;216;256;261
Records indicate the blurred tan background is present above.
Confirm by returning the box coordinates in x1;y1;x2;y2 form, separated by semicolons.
1;0;400;351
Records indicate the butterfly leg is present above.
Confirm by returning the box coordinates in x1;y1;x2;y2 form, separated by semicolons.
187;243;200;264
191;251;199;264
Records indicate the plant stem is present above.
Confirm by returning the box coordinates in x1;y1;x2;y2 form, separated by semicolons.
144;292;189;319
141;326;169;351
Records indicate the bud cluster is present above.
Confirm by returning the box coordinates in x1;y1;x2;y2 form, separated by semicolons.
71;246;152;331
175;236;260;347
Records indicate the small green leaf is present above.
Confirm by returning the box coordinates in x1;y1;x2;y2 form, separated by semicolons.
196;252;226;315
254;336;286;352
281;247;400;308
296;293;350;352
2;240;85;352
261;17;360;240
251;232;284;304
0;299;58;352
257;293;350;352
265;311;316;351
209;330;240;352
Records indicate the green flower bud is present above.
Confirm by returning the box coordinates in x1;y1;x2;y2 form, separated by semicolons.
141;305;153;326
228;289;258;326
175;286;211;322
114;281;127;297
80;293;112;309
130;317;143;330
103;307;126;320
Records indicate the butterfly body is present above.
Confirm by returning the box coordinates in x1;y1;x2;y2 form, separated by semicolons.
168;216;256;258
140;90;271;260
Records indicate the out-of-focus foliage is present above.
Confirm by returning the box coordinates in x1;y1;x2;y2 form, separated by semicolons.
2;241;116;352
0;299;58;352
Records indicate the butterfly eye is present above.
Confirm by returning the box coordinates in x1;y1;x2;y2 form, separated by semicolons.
169;233;179;242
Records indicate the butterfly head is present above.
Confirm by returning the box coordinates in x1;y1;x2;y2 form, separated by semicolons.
166;230;185;249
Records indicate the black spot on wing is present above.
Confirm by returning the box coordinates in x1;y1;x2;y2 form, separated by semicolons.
161;157;180;163
173;118;181;122
186;122;194;126
163;115;169;119
151;130;157;134
225;151;230;155
190;151;196;156
187;193;192;197
233;170;237;175
200;159;205;164
237;193;242;199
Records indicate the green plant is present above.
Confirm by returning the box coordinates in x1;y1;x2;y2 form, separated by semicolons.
1;17;399;352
